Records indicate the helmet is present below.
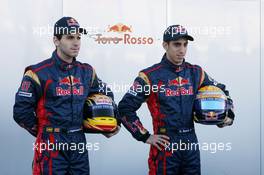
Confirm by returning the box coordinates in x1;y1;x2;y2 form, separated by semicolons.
83;94;117;133
193;85;231;125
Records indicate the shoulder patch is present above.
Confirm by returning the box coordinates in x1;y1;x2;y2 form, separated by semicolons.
18;91;32;97
138;72;150;85
24;70;41;86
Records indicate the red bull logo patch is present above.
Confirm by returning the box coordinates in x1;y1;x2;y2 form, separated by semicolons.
166;76;193;96
57;76;83;96
168;77;190;87
56;86;84;96
59;76;82;86
165;86;193;96
67;18;79;26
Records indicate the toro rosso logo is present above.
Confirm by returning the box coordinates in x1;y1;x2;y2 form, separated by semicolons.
165;76;193;96
56;76;83;96
95;23;154;45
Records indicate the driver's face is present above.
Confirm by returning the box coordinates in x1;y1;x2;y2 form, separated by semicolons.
54;33;81;59
164;38;188;65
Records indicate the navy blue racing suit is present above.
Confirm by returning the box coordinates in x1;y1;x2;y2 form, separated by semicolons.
118;54;234;175
13;50;113;175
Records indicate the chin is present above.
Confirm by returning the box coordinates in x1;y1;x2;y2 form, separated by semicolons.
70;53;79;57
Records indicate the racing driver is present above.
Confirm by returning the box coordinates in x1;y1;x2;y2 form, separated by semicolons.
118;25;235;175
13;17;120;175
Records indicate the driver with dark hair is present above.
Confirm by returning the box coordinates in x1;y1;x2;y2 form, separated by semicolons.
118;25;235;175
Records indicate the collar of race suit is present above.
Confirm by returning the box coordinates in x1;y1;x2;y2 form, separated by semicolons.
52;50;77;71
161;53;186;72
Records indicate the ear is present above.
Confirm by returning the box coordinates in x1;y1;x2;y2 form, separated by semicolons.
53;36;60;47
162;42;169;51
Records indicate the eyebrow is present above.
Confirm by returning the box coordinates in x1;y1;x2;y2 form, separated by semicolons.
173;41;188;44
66;35;81;38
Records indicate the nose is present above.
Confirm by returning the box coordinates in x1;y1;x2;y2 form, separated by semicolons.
73;38;80;46
179;45;185;54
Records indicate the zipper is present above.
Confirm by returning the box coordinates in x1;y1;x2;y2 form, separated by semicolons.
175;71;183;114
68;70;74;125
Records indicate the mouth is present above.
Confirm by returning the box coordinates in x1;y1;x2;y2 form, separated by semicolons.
177;54;185;57
71;48;79;52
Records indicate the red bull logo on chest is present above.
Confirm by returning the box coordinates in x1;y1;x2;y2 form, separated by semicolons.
165;76;193;96
168;76;190;87
56;76;84;96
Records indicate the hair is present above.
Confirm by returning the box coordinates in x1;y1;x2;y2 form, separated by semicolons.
54;34;63;40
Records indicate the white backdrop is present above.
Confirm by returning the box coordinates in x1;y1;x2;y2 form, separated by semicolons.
0;0;263;174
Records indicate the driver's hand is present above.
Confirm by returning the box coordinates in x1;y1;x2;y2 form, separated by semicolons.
217;117;233;128
146;134;170;151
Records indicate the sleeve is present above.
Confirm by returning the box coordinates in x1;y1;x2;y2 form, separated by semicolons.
118;72;151;142
199;68;235;120
13;68;42;137
89;68;114;99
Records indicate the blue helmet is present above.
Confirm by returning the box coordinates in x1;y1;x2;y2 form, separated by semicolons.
193;85;231;125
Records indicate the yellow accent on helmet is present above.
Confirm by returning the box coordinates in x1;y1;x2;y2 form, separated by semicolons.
196;85;227;100
83;116;117;132
83;94;117;133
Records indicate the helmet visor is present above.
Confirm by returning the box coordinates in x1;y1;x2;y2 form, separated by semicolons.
92;105;114;117
201;99;225;110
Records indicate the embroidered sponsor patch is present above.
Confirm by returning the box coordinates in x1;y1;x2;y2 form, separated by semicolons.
128;89;137;96
56;86;84;96
21;81;31;91
127;81;141;96
67;18;79;26
57;76;84;96
18;91;32;97
133;119;147;134
168;76;190;87
165;86;193;96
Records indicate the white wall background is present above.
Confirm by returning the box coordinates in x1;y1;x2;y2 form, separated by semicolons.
0;0;262;174
0;0;63;174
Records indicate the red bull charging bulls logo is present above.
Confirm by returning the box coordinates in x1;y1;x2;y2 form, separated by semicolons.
166;76;193;96
107;23;132;33
168;76;190;87
56;76;83;96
